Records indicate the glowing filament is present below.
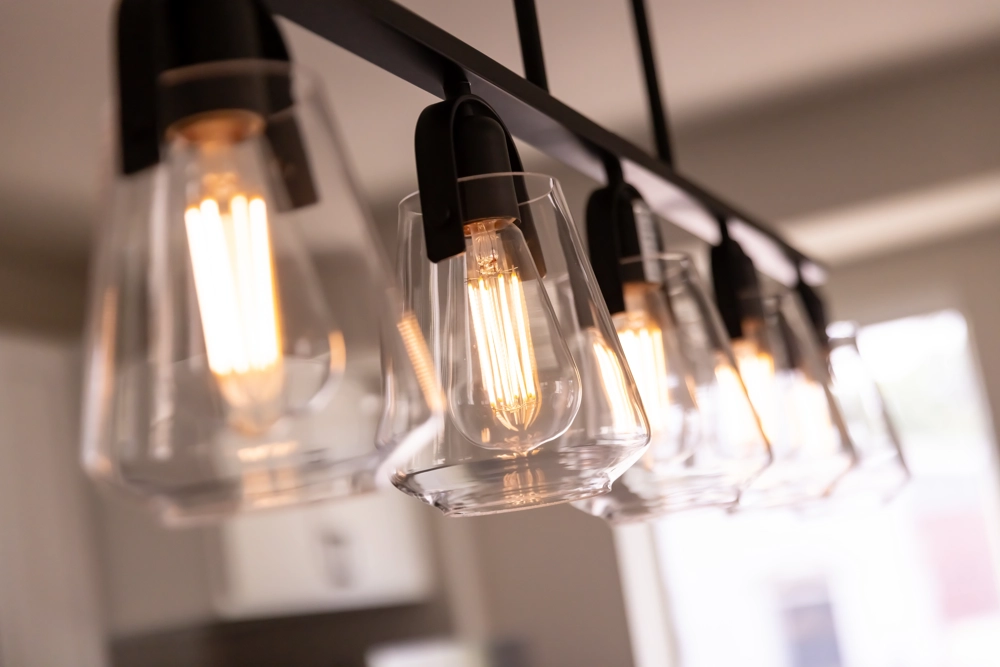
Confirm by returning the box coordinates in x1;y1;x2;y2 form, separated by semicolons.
185;194;283;414
616;318;671;436
715;363;766;452
731;338;777;443
593;335;636;431
730;338;835;453
466;221;540;432
789;376;837;454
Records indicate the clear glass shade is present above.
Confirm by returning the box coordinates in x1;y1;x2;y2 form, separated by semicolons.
81;61;442;523
575;253;771;522
391;173;650;516
824;321;909;501
735;278;856;508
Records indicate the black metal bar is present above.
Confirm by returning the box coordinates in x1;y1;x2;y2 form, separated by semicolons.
513;0;549;92
630;0;673;166
268;0;816;270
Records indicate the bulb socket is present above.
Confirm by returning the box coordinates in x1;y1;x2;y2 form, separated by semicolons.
711;224;763;341
116;0;317;209
586;178;664;315
414;89;544;274
453;112;520;223
166;109;266;145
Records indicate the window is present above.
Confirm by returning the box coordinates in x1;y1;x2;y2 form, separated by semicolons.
653;311;1000;667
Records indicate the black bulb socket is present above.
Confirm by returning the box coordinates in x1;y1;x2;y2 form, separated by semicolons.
587;173;664;315
116;0;316;208
415;89;543;271
711;226;763;341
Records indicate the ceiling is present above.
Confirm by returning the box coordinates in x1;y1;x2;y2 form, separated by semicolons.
1;0;999;263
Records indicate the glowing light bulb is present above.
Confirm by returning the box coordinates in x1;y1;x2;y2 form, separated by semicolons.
466;220;540;431
593;333;637;431
175;112;337;435
788;375;837;454
449;218;580;452
613;282;673;438
186;194;282;413
731;337;777;442
730;333;835;455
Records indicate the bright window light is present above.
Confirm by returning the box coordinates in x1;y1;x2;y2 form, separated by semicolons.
650;310;1000;667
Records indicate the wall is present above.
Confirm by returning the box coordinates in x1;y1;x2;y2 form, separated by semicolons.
461;506;635;667
0;249;87;339
103;497;456;667
0;336;106;666
675;42;1000;221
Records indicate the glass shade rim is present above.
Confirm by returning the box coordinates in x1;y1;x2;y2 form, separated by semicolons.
399;171;559;211
157;57;317;90
827;320;861;343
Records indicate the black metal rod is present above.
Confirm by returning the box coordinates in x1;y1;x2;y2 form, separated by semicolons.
630;0;673;166
268;0;818;271
513;0;549;92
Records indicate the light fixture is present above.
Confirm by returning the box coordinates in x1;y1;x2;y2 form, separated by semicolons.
712;221;856;508
388;85;650;515
795;275;909;503
81;0;442;523
824;321;910;502
574;172;770;522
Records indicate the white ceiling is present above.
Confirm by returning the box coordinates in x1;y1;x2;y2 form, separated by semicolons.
1;0;999;259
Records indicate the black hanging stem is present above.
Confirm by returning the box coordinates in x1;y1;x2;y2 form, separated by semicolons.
795;264;830;347
513;0;549;92
630;0;673;166
717;214;731;242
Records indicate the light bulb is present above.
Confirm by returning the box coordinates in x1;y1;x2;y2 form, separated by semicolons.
731;330;834;454
731;336;778;442
448;218;580;452
185;193;282;426
611;281;691;456
712;360;766;453
787;374;837;454
592;332;637;432
172;111;340;435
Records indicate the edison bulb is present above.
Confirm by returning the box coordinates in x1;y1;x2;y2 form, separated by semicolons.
448;217;580;452
611;281;691;459
731;323;834;454
171;110;340;435
731;336;778;442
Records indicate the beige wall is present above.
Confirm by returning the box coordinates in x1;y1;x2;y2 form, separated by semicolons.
0;250;87;340
460;505;634;667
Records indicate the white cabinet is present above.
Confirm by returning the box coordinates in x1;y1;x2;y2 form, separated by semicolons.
99;364;437;635
208;489;436;620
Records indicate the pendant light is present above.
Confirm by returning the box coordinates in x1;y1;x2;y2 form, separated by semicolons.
825;321;910;501
573;166;770;522
712;221;856;508
388;84;650;515
81;0;443;523
795;276;909;502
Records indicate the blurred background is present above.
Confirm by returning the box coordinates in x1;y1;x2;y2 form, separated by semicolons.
2;0;1000;665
